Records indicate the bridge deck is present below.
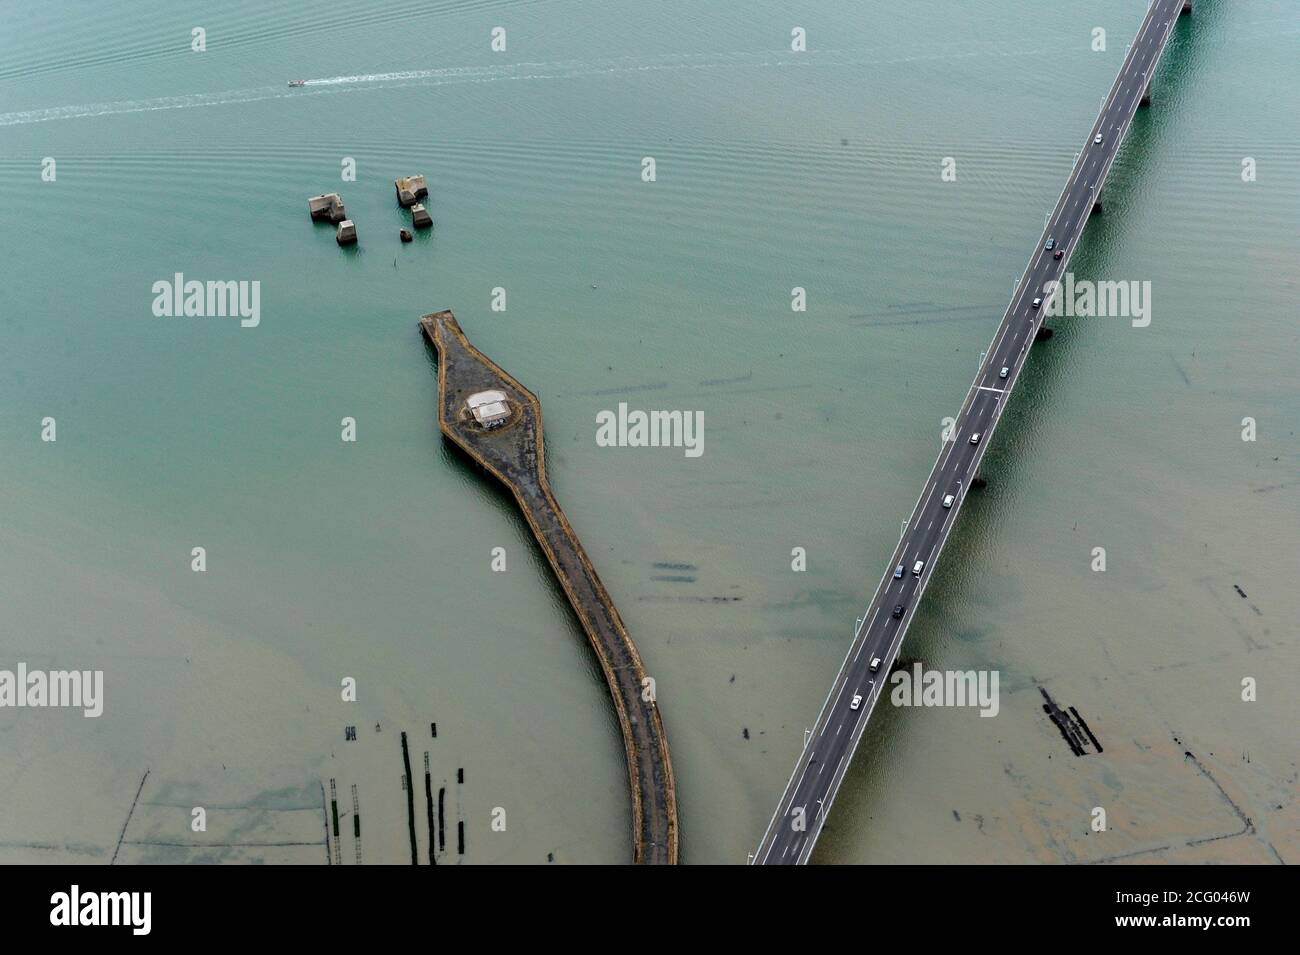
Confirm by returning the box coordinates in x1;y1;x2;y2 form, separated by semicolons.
753;0;1191;865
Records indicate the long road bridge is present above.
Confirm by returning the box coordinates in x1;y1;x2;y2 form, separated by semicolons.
753;0;1193;865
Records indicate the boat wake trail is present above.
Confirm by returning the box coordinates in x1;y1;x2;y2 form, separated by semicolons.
0;44;1074;128
0;87;296;127
1;52;784;126
299;51;793;87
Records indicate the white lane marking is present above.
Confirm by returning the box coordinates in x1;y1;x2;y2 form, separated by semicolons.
852;607;881;662
977;386;1005;394
917;476;942;518
989;318;1011;359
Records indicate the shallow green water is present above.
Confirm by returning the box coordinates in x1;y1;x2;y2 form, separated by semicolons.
1;0;1296;863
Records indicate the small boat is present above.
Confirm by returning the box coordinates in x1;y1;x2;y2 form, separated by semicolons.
287;79;306;87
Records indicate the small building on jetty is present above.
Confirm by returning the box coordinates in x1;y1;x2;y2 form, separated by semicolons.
465;390;510;429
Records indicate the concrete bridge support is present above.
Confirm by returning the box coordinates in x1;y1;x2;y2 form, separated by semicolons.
1141;4;1188;106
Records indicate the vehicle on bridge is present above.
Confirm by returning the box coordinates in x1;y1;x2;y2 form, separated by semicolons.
969;432;982;445
850;693;863;711
892;604;905;619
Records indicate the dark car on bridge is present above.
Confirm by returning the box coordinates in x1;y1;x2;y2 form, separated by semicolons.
1053;249;1064;260
892;604;905;619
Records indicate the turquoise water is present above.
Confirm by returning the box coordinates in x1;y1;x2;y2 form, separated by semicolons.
1;0;1296;863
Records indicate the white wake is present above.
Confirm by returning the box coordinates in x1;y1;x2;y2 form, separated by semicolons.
0;45;1075;128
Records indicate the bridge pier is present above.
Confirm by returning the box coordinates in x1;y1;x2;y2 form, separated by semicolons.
1182;0;1192;15
1092;191;1103;214
1140;84;1152;107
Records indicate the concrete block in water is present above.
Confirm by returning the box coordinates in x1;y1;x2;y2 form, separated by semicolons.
336;219;357;245
309;192;346;223
394;175;428;207
411;204;433;229
400;228;413;242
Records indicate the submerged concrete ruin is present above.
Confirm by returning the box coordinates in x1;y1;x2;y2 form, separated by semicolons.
395;175;428;208
308;192;347;223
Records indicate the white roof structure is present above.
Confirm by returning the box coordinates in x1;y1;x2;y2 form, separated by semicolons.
466;390;506;409
466;390;510;427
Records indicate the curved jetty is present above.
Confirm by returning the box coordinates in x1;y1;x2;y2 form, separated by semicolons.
419;310;678;864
